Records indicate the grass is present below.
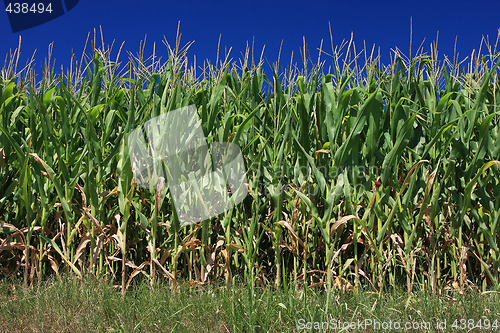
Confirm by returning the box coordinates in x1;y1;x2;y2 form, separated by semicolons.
1;274;500;332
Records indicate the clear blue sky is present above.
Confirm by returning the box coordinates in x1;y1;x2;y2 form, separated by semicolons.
1;0;500;75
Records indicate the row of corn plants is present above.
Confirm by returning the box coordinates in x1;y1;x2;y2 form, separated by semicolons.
1;31;500;297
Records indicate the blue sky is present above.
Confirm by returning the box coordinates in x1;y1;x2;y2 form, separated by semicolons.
1;0;500;75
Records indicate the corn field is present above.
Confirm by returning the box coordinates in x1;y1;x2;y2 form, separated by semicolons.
1;31;500;297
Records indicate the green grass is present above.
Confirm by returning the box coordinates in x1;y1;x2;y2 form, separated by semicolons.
1;275;500;332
